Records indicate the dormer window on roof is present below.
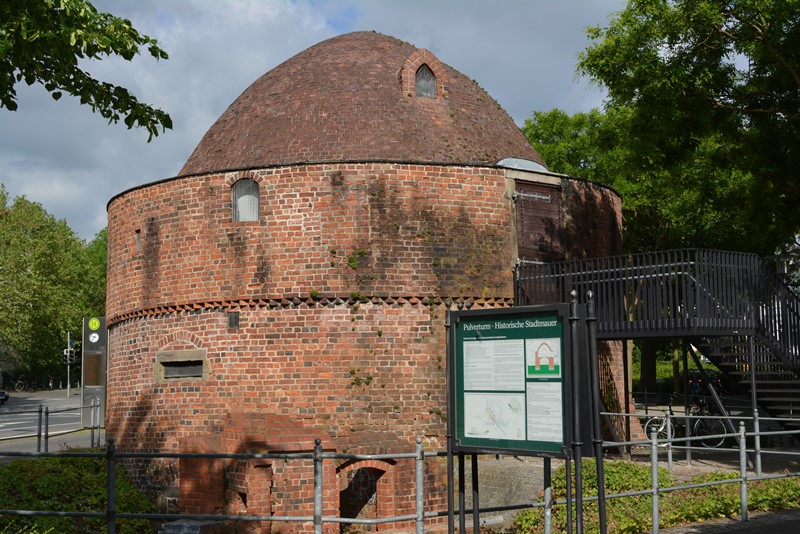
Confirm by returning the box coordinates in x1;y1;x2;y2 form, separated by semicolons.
415;64;436;97
399;47;449;103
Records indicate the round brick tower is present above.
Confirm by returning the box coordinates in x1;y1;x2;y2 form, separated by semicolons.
106;32;622;528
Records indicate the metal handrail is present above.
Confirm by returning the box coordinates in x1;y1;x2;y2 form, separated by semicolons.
514;248;800;371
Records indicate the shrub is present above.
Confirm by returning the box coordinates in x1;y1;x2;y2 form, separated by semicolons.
511;459;673;533
0;452;157;533
511;461;800;533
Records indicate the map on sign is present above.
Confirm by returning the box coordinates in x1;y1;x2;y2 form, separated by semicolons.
464;392;525;440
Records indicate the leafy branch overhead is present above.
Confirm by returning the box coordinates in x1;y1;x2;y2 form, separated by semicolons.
0;0;172;140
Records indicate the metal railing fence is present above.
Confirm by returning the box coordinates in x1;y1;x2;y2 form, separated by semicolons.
0;438;435;534
603;420;800;533
1;425;800;533
0;399;104;450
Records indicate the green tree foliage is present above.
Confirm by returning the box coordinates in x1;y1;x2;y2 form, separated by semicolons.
0;186;104;379
523;108;622;181
562;0;800;257
524;107;760;254
0;0;171;140
80;227;107;317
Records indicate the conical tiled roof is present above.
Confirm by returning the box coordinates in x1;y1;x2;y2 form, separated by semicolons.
179;31;544;176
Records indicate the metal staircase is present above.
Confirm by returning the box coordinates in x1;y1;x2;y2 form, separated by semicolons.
691;336;800;421
515;249;800;422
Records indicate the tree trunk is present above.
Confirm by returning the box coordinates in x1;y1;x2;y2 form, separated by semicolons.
639;338;658;395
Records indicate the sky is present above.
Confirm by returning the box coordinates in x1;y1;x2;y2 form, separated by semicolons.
0;0;626;240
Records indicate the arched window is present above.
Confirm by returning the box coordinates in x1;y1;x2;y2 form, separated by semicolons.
415;64;436;98
231;179;259;222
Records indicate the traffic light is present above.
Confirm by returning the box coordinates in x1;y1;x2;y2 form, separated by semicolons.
62;348;76;364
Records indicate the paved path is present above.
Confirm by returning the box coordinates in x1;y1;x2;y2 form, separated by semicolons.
660;507;800;533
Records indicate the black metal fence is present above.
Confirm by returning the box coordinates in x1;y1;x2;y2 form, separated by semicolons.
514;249;800;371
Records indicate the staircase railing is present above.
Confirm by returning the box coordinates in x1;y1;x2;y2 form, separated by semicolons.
750;259;800;373
514;249;800;372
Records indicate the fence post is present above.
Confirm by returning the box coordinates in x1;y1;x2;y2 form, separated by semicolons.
95;397;101;445
106;437;117;534
665;411;672;471
37;405;42;453
544;486;552;534
586;290;607;534
90;399;96;448
569;290;584;534
753;408;762;477
415;438;425;534
685;411;692;466
651;430;660;534
739;422;748;522
314;438;323;534
44;407;49;453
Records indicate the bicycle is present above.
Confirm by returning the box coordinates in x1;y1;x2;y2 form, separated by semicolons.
643;394;680;443
13;376;37;392
643;394;727;448
691;403;728;448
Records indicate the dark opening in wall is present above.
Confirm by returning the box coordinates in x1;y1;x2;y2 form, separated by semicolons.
415;64;436;98
339;467;383;528
227;311;240;329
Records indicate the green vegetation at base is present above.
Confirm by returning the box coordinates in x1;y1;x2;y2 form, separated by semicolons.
509;460;800;533
0;451;157;534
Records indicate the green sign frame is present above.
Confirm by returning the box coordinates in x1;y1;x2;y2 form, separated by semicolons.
447;305;573;457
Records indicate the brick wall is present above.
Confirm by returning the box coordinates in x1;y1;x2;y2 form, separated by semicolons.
563;178;624;259
107;163;515;320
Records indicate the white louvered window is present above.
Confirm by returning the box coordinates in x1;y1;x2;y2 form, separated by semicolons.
232;178;259;222
416;64;436;98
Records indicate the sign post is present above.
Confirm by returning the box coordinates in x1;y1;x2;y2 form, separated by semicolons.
81;317;107;429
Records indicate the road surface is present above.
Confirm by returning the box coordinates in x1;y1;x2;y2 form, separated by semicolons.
0;387;103;454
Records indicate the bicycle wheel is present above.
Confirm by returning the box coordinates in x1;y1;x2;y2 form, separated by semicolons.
644;417;668;442
694;418;726;448
14;380;24;392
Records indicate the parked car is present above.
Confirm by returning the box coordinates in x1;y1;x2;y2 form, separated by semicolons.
0;390;8;404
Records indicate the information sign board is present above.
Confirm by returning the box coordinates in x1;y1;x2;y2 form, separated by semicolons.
448;305;572;456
